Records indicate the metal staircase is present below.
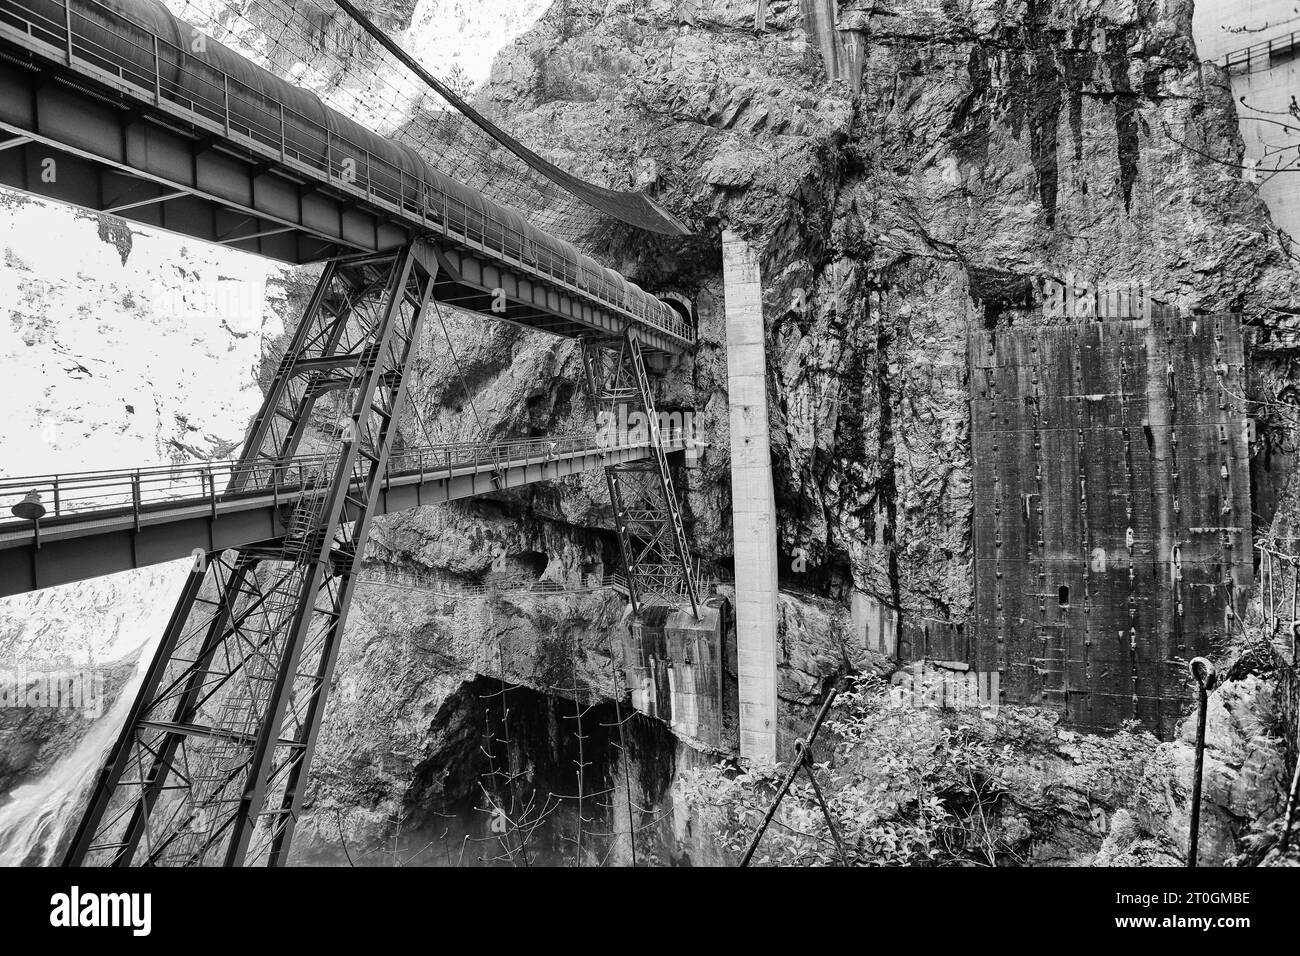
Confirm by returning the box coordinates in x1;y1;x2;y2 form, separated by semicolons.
584;328;700;619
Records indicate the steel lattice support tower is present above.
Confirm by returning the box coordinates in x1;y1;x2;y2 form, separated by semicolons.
65;242;438;867
584;329;699;620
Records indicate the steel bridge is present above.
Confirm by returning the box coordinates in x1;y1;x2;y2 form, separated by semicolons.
0;0;705;866
0;431;695;598
0;0;692;352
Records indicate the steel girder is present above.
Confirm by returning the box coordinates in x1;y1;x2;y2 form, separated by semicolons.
65;242;437;866
585;329;700;620
0;9;693;351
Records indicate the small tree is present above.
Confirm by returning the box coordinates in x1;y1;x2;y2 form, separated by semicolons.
677;677;1064;866
444;63;474;100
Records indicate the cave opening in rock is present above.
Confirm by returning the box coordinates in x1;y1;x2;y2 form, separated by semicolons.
335;678;684;867
513;549;549;578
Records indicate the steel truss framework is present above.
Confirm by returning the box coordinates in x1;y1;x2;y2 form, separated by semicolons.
66;241;438;866
584;330;700;620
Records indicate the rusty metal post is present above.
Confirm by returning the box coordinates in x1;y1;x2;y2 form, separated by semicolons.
799;744;849;866
1284;561;1294;650
740;681;842;866
1281;752;1300;853
1187;656;1217;868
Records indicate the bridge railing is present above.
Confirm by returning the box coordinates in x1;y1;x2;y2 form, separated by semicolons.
1256;541;1300;653
0;0;695;345
361;568;632;600
0;430;694;531
1223;30;1300;73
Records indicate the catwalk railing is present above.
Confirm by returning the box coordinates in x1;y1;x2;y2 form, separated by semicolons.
362;568;632;599
0;0;693;345
360;567;733;601
0;432;697;533
1258;541;1300;657
1223;31;1300;74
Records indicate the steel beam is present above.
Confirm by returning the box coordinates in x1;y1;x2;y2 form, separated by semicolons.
67;243;437;866
588;329;700;619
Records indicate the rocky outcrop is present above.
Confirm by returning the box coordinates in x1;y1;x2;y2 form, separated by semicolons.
1094;662;1291;865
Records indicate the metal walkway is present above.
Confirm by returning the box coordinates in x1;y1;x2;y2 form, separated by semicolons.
0;431;694;597
361;568;633;600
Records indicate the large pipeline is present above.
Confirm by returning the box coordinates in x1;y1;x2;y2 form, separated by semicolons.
9;0;683;337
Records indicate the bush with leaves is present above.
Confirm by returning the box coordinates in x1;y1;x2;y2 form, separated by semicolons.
676;676;1082;866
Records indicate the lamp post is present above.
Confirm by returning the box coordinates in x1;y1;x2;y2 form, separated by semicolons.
11;489;46;549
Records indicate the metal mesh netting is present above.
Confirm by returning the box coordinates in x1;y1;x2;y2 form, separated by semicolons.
166;0;688;254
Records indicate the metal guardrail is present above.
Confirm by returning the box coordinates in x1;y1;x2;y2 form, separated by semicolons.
0;430;695;532
1257;541;1300;656
363;567;733;603
362;569;632;599
1223;30;1300;74
0;0;695;345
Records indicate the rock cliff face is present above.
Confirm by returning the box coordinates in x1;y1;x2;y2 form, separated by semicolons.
489;0;1298;611
288;0;1300;862
3;0;1298;866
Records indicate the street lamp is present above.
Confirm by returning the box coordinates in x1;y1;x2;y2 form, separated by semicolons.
11;489;46;549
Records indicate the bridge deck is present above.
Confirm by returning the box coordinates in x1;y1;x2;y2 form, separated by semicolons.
0;433;693;596
0;0;693;352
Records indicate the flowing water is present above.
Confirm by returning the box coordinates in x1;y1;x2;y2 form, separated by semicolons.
0;648;152;866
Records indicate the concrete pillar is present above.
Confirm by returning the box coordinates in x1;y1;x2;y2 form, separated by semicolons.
722;230;779;762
